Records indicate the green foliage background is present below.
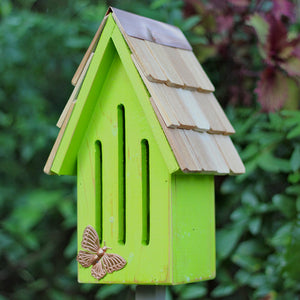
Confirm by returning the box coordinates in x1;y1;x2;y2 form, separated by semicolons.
0;0;299;299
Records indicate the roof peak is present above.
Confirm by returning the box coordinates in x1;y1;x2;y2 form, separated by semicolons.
107;7;192;50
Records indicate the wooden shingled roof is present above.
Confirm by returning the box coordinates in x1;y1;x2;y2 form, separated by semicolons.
44;7;245;175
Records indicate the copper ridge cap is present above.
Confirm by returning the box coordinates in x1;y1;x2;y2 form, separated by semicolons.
106;7;192;51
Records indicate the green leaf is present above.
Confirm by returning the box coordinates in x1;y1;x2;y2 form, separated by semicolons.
241;143;259;161
249;217;262;235
216;224;245;260
232;253;262;272
234;269;251;285
180;284;206;299
64;231;77;258
284;225;300;280
248;274;268;288
271;222;293;247
258;152;291;173
181;16;201;31
290;146;300;172
211;284;237;298
296;196;300;211
272;194;296;218
3;189;63;232
0;0;12;17
241;191;259;207
96;284;125;299
288;172;300;183
286;185;300;195
235;239;268;256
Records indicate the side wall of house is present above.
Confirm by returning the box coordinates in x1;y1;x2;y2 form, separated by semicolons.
171;174;216;284
77;34;175;284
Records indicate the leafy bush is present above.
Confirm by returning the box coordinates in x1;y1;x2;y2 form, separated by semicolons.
0;0;299;299
210;108;300;299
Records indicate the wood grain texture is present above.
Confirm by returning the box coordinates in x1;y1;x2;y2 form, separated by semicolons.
209;94;235;134
131;55;179;128
160;86;196;129
193;92;228;134
145;40;184;87
187;131;230;174
164;46;201;89
71;16;107;86
177;48;215;92
150;98;194;171
176;88;210;131
213;135;245;174
44;101;75;175
57;53;94;128
127;36;167;82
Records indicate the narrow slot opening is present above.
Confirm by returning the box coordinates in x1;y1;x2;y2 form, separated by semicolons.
95;140;103;244
141;139;150;245
118;104;126;244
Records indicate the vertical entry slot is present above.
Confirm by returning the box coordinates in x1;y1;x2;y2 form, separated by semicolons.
141;139;150;245
118;104;126;244
95;141;103;244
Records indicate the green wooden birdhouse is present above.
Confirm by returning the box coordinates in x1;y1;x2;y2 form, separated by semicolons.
44;7;245;285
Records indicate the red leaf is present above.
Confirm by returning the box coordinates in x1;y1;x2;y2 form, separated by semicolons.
255;67;289;111
265;16;289;64
272;0;295;21
217;15;234;33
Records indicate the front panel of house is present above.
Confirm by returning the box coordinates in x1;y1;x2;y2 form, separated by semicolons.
77;40;173;284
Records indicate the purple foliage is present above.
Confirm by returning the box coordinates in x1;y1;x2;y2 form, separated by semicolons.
184;0;300;111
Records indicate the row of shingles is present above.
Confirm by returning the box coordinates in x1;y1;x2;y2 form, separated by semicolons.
137;78;235;135
128;36;244;174
127;36;207;128
127;36;234;134
150;96;230;173
150;94;244;174
127;36;215;92
133;56;243;173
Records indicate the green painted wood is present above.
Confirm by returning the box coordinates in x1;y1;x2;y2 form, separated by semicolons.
172;174;216;283
77;39;173;284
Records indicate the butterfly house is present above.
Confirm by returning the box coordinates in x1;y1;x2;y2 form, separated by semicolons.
44;7;245;285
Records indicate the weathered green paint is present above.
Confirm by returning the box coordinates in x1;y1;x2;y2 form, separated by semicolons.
52;14;216;284
77;39;173;284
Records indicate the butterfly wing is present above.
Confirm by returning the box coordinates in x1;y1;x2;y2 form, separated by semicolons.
91;259;107;280
102;253;127;274
77;250;96;268
81;225;100;253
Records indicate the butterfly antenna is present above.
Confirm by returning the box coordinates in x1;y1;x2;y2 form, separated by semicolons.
103;241;112;249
